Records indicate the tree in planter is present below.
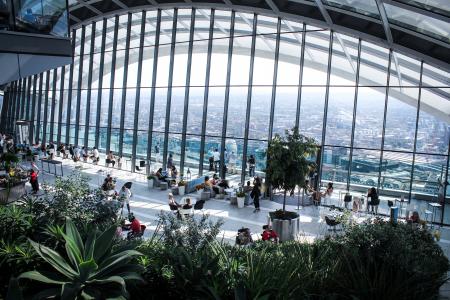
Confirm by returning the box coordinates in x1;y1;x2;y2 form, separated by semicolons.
265;127;318;215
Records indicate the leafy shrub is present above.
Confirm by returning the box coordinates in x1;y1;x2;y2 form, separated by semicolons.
15;219;144;299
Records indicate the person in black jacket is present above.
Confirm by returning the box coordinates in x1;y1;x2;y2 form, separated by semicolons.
251;177;261;213
367;187;380;213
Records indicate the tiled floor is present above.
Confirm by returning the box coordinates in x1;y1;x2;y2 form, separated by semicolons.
24;156;450;298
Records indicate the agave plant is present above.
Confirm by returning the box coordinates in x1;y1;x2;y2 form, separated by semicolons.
17;219;144;299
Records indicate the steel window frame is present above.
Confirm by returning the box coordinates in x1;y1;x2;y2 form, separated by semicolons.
162;8;178;170
118;12;133;157
146;9;162;174
65;29;77;145
106;15;120;155
131;10;147;172
84;21;97;148
180;9;196;175
241;14;258;185
95;18;107;150
198;8;215;176
75;25;86;145
219;10;235;179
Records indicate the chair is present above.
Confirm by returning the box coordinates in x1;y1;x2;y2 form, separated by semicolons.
169;203;179;215
194;200;205;213
325;216;340;234
179;208;192;219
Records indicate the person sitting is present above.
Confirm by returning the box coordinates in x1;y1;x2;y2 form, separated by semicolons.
155;168;167;181
170;165;178;178
168;192;180;208
127;214;143;239
182;198;193;210
243;181;252;193
81;147;88;162
236;228;253;246
73;145;80;162
407;211;420;224
261;225;278;243
204;176;213;191
107;151;116;167
91;147;99;164
68;144;74;159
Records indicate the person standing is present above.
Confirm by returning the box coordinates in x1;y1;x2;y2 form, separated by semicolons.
251;177;261;213
119;184;132;215
213;148;220;172
248;155;256;177
167;153;174;170
29;169;39;193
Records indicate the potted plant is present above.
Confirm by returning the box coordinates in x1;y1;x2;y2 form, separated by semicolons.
236;191;245;208
1;153;19;170
147;175;156;189
265;127;318;241
178;180;186;196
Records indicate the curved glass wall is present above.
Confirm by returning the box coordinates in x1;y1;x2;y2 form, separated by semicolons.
4;8;450;219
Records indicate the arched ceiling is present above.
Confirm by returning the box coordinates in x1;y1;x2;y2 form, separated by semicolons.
67;0;450;71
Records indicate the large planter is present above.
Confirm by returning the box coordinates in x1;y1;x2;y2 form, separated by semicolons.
147;179;154;189
179;185;185;196
269;212;300;242
237;197;245;208
0;181;26;204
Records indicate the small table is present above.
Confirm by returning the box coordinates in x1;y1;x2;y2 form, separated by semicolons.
40;159;63;176
427;202;442;228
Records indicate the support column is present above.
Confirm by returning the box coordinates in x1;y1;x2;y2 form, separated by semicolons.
317;31;334;186
118;13;132;157
95;18;107;149
146;9;162;173
198;9;215;176
131;11;147;173
106;15;120;154
74;25;86;145
162;9;178;170
180;9;196;174
346;39;362;190
241;14;258;184
84;22;96;148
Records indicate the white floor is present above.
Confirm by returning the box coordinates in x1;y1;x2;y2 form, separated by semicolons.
25;156;450;246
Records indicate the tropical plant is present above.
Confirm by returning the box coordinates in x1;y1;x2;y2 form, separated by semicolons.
17;219;144;299
265;126;318;213
1;153;19;170
236;191;245;198
177;180;186;187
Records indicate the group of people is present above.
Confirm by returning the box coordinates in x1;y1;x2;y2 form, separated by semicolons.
34;141;101;164
235;224;279;246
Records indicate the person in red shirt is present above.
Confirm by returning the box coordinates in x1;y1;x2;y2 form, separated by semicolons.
29;169;39;193
262;225;279;243
127;214;144;239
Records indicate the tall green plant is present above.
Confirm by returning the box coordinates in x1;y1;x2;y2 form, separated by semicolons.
265;127;317;212
17;219;144;299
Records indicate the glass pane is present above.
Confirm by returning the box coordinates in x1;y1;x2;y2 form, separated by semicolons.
385;3;450;43
354;87;386;149
299;87;325;142
322;0;380;18
350;149;380;191
273;87;298;136
325;86;355;147
322;146;349;190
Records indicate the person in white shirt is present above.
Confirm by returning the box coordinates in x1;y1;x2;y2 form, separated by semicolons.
91;147;99;164
73;146;80;161
119;185;132;215
213;148;220;172
228;151;236;174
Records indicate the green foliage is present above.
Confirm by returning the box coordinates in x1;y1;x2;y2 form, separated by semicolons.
136;217;448;300
265;127;318;211
18;219;144;300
